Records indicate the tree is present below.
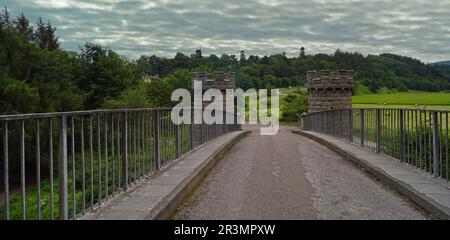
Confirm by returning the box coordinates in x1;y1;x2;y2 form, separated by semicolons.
240;50;246;64
35;18;59;50
14;13;33;42
146;78;174;107
0;6;12;28
79;42;134;108
299;46;305;59
192;49;202;58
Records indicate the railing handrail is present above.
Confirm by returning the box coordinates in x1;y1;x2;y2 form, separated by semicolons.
303;107;450;116
0;107;173;121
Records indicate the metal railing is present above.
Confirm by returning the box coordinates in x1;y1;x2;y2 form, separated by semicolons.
302;108;449;181
0;108;240;220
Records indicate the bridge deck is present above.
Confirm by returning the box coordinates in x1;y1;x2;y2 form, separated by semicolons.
174;125;428;220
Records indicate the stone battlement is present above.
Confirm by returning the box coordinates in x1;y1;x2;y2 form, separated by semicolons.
306;70;354;113
306;70;354;90
192;71;236;91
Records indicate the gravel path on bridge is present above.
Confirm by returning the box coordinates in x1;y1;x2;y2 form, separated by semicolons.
173;125;428;220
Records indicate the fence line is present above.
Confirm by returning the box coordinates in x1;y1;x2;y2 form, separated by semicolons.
302;108;449;181
0;108;240;220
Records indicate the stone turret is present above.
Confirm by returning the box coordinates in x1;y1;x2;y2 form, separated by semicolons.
304;70;354;138
191;71;236;147
306;70;354;113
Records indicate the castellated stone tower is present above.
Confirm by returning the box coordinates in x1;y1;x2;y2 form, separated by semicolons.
304;70;354;138
306;70;354;113
191;72;236;147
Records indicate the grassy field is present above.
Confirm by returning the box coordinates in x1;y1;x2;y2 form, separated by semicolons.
352;92;450;110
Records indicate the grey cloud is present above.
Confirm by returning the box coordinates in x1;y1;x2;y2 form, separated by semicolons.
3;0;450;62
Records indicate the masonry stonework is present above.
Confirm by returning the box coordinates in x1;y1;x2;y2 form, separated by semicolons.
191;72;236;147
304;70;354;138
306;70;354;113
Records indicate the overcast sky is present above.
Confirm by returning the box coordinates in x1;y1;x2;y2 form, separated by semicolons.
3;0;450;63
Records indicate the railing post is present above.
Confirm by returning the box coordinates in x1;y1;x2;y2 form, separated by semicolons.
176;124;181;158
348;109;353;142
339;110;343;138
3;122;9;220
190;123;194;150
201;123;204;143
360;109;365;146
155;110;161;169
432;111;439;177
376;109;381;153
121;112;128;190
58;116;68;220
399;109;405;162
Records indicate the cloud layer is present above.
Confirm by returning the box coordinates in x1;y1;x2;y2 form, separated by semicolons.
4;0;450;62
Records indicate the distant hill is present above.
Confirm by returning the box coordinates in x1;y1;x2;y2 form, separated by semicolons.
431;60;450;66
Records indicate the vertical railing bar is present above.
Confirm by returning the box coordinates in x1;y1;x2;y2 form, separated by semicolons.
81;116;86;214
405;110;408;162
446;112;448;181
419;111;423;169
150;111;154;171
399;109;405;162
71;117;76;219
133;112;137;180
139;112;142;178
349;109;353;142
190;114;193;150
339;110;343;138
3;121;9;220
415;111;418;167
429;112;432;173
155;110;161;170
97;114;102;204
111;114;115;195
36;119;41;220
439;112;443;177
360;109;365;146
145;111;149;173
141;112;145;175
408;110;411;162
376;109;381;153
389;109;392;157
104;115;108;199
49;118;54;219
58;116;68;220
121;112;128;190
117;113;121;188
89;116;94;210
20;120;26;220
176;123;181;158
150;111;153;169
432;111;439;177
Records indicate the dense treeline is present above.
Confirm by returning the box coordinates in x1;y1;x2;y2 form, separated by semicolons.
1;8;450;115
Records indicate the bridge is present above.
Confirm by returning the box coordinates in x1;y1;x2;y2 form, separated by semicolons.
0;71;449;220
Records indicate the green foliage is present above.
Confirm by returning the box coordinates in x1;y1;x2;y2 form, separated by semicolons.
102;83;151;109
280;89;308;122
146;78;175;107
354;83;372;95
